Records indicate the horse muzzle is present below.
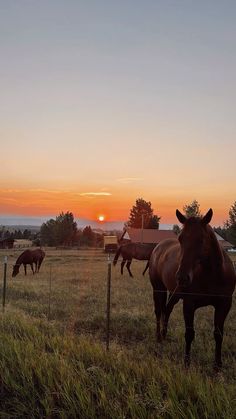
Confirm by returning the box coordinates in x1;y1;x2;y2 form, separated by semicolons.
176;272;191;289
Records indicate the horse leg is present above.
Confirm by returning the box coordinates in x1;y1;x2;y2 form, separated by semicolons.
38;259;42;272
126;260;133;278
30;263;35;275
213;298;232;371
153;281;167;342
183;299;195;368
162;294;180;339
142;261;149;276
121;259;126;275
24;264;27;275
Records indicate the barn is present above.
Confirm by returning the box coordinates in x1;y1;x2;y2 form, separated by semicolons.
122;228;234;250
0;238;15;249
214;232;234;251
122;228;176;244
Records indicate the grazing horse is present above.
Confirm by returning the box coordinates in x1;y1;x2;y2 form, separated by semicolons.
149;209;236;370
113;243;156;277
12;248;46;277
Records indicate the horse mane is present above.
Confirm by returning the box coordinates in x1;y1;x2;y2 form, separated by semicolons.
15;249;29;264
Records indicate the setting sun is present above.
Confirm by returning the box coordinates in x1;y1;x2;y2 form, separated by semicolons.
98;215;105;222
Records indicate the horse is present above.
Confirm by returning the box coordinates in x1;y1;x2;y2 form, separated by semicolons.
12;248;46;277
113;242;156;277
149;209;236;370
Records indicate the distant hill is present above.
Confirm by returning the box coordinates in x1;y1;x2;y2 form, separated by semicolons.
2;225;41;233
0;216;173;232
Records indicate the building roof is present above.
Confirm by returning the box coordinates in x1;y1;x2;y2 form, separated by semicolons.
214;232;234;249
123;228;234;249
123;228;176;244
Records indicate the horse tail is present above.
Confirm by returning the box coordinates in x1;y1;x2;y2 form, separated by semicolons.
113;246;122;266
142;260;149;276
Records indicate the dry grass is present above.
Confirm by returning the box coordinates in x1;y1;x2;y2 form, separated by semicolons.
0;247;235;418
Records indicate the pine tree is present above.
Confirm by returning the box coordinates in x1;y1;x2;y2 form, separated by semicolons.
126;198;161;229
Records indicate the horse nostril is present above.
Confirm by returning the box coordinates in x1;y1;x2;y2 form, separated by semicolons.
176;272;191;288
176;272;181;284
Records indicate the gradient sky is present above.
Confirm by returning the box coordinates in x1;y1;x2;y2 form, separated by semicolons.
0;1;235;225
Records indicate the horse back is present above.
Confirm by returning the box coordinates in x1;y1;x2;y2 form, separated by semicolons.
31;248;45;262
149;238;180;292
17;249;34;264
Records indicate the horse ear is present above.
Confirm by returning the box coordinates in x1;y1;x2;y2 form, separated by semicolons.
176;209;186;224
201;208;213;225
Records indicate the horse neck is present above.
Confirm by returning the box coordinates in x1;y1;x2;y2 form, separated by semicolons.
16;251;27;266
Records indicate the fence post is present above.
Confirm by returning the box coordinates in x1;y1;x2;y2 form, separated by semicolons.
48;265;52;321
2;256;7;313
106;253;112;351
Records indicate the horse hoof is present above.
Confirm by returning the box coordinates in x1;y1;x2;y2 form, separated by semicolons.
184;356;190;368
161;330;167;339
213;362;222;374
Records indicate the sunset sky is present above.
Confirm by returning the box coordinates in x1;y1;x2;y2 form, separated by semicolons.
0;1;235;226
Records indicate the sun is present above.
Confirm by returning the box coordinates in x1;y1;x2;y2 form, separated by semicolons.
98;215;105;222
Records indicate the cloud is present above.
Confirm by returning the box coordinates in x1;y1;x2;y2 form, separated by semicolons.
0;188;66;195
79;192;112;196
116;177;144;183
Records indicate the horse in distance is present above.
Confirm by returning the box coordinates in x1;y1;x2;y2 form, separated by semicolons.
113;242;156;277
149;208;236;370
12;248;46;277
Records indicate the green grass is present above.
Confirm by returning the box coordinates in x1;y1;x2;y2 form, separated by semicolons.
0;248;235;418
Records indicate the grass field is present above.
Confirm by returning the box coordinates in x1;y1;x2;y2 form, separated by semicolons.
0;248;235;418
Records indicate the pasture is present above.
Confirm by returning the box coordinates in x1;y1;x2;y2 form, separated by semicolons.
0;248;235;418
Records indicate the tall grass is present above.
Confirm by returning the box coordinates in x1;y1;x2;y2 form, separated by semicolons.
0;248;235;418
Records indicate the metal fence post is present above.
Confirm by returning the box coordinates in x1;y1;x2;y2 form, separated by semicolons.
2;256;7;313
106;254;112;351
48;265;52;321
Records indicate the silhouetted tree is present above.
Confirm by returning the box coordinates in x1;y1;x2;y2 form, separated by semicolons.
183;200;201;218
224;201;236;246
55;212;78;246
82;226;94;246
40;212;78;246
126;198;161;229
173;224;181;235
40;219;57;246
23;229;31;239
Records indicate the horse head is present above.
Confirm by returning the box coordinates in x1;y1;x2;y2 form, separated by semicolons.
12;264;20;277
175;208;213;289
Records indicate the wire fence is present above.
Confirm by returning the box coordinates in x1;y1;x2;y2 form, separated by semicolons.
0;249;236;349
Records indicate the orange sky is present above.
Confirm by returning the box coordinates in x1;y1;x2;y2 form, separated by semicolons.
0;184;234;226
0;2;235;227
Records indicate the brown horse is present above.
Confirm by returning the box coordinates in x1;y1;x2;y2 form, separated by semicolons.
12;248;46;277
149;209;236;370
113;242;156;277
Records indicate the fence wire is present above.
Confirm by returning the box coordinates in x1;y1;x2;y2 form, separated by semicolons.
0;249;236;346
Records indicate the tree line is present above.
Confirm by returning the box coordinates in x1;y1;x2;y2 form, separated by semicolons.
1;198;236;247
39;212;104;247
0;228;33;241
